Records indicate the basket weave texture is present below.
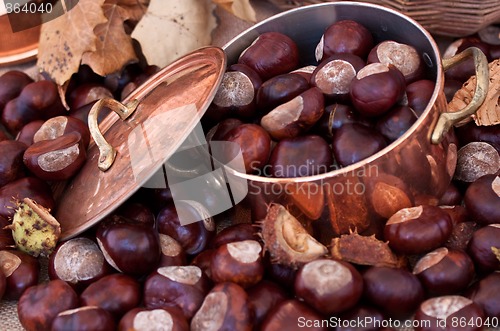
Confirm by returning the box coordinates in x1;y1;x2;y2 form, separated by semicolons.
270;0;500;37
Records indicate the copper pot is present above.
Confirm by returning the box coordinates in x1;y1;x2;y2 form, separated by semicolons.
221;2;489;241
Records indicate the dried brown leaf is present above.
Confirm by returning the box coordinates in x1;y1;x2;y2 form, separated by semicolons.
131;0;217;68
37;0;107;85
213;0;256;22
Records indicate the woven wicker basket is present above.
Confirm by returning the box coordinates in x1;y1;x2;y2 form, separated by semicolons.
270;0;500;37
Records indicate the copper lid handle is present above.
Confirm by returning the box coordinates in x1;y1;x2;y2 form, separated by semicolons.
88;98;139;171
431;47;489;144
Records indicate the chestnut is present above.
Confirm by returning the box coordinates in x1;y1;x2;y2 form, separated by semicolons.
238;32;299;80
455;122;500;154
467;224;500;273
384;205;453;255
210;222;259;248
210;239;264;288
0;216;15;250
375;105;418;142
118;307;189;331
367;40;423;83
191;282;253;331
80;273;141;318
264;258;298;291
0;268;5;300
0;249;40;300
23;132;87;181
291;65;317;81
206;118;244;142
349;63;406;117
190;249;215;279
454;142;500;184
256;73;309;112
260;87;325;140
444;37;491;83
33;115;91;148
269;134;333;178
0;70;33;111
221;123;271;174
156;202;215;255
96;215;161;276
48;237;112;291
315;19;373;61
463;174;500;225
15;120;44;146
439;183;463;206
143;265;210;319
261;299;327;331
467;272;500;318
294;258;363;315
332;123;387;167
363;266;424;319
444;79;463;102
335;305;385;331
51;306;116;331
158;233;187;267
68;83;113;110
413;247;475;296
17;279;79;331
247;280;289;328
445;219;479;252
414;295;484;331
0;140;27;187
115;201;155;228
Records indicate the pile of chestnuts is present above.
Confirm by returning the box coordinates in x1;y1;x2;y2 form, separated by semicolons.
0;16;499;331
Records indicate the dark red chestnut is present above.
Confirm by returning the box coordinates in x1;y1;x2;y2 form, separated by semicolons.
0;70;33;111
439;183;463;206
206;118;243;142
269;134;333;177
190;249;215;279
0;140;27;187
247;280;289;328
96;215;161;276
413;247;475;296
51;306;116;331
115;201;155;228
0;249;39;300
261;299;327;331
350;63;406;117
375;105;418;142
315;19;373;61
144;265;210;319
80;273;141;318
48;237;112;291
384;205;453;255
463;174;500;225
68;83;113;110
294;258;363;315
238;32;299;80
256;73;309;112
17;280;79;331
291;65;317;81
15;120;44;146
211;239;264;288
332;123;387;167
467;224;500;273
414;295;484;331
363;266;424;319
467;272;500;318
444;37;491;83
455;122;500;154
118;307;189;331
210;222;259;248
334;305;385;331
191;282;253;331
33;115;91;148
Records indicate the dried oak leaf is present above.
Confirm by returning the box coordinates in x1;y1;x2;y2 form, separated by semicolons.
37;0;108;85
330;231;407;268
131;0;217;68
213;0;256;22
449;59;500;126
81;0;149;76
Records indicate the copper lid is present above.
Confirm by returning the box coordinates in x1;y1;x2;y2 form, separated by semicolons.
56;46;226;239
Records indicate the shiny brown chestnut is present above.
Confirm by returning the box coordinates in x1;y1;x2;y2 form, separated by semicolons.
115;201;155;228
96;215;161;276
211;240;264;288
260;87;324;140
118;307;189;331
315;19;373;61
247;280;289;329
294;259;363;315
17;279;79;331
238;32;299;80
349;63;406;117
48;237;112;291
269;134;333;178
335;305;385;331
467;224;500;273
0;70;33;111
210;222;259;248
0;140;27;187
406;79;436;116
158;233;187;267
384;205;453;255
23;132;87;181
375;105;418;142
221;123;271;174
33;115;91;148
363;266;424;319
144;265;210;319
0;249;40;300
256;73;309;112
15;120;44;146
80;273;141;318
68;83;113;110
467;272;500;318
413;247;475;296
414;296;484;331
190;249;215;279
444;37;491;83
51;306;116;331
439;182;463;206
463;174;500;225
261;299;327;331
206;118;244;142
332;123;387;167
291;65;317;82
368;40;423;83
191;282;253;331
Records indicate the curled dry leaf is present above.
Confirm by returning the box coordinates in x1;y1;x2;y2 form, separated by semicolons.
131;0;217;68
213;0;256;22
449;59;500;126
